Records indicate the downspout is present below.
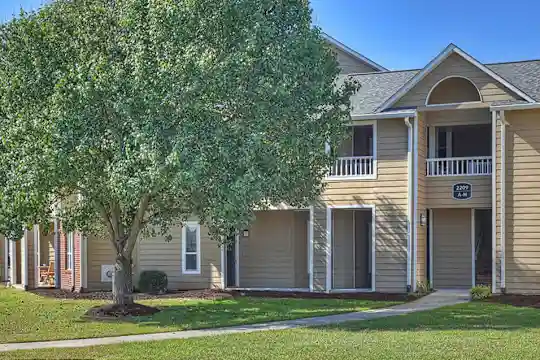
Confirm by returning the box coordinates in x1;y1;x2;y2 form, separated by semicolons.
491;110;497;294
404;117;413;292
412;113;419;292
500;110;507;292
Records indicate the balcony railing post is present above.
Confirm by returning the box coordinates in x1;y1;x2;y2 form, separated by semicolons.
329;156;374;178
425;156;492;177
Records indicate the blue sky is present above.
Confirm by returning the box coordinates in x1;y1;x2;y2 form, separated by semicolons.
2;0;540;70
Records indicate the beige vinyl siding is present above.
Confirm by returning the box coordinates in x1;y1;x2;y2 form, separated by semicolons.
239;210;308;288
416;113;427;284
312;202;329;291
293;211;309;287
432;208;472;289
333;46;379;74
425;108;491;127
332;210;354;289
499;110;540;293
86;234;115;291
395;53;522;108
322;118;409;293
138;223;221;290
426;176;491;208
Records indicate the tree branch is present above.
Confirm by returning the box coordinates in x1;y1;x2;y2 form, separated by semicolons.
125;193;151;255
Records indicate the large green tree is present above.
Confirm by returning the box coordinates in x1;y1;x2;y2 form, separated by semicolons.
0;0;353;306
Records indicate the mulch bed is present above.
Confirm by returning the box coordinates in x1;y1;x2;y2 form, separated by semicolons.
31;288;418;303
85;303;161;318
484;294;540;308
30;288;233;301
228;290;419;302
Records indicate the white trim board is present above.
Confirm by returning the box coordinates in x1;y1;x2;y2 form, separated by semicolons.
376;44;534;112
321;32;387;72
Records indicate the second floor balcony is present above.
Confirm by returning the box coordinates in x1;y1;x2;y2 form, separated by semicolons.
327;123;376;179
426;123;492;177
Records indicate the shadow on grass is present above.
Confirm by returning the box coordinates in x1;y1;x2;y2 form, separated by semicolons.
312;303;540;333
75;298;389;331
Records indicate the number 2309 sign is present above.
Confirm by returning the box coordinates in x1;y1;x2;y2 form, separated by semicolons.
452;182;472;200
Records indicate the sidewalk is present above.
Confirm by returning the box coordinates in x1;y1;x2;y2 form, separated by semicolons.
0;290;470;352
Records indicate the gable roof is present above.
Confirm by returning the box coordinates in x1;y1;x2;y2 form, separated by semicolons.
322;33;388;72
346;59;540;115
375;44;535;112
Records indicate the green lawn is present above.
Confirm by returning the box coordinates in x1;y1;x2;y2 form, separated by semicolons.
0;287;397;343
3;302;540;359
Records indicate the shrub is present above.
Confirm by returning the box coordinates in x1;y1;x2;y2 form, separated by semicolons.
138;270;168;294
415;280;432;295
470;285;492;300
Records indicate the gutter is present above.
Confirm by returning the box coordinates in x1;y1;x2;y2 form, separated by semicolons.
404;117;413;292
490;102;540;111
351;110;417;121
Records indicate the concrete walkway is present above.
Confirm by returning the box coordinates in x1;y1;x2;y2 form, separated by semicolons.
0;290;470;352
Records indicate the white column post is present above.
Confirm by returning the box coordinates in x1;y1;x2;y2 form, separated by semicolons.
21;230;28;288
308;206;314;292
3;237;8;283
34;225;40;288
325;207;332;293
9;240;16;285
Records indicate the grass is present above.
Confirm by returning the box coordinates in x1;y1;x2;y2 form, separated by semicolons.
3;302;540;359
0;287;397;343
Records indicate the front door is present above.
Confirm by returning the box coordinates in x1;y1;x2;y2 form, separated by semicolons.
225;235;237;287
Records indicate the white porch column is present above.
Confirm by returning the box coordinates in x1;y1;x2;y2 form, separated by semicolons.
20;230;28;288
9;240;16;284
3;237;8;282
325;207;332;292
34;225;40;288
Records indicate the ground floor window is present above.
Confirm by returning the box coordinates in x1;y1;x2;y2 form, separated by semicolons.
182;222;201;274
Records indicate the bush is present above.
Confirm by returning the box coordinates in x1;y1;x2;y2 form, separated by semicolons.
470;285;492;300
138;270;168;294
416;280;431;295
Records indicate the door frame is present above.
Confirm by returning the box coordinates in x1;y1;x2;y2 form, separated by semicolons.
221;234;239;289
326;204;376;293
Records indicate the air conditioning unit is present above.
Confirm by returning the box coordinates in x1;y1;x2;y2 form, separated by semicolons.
101;265;114;282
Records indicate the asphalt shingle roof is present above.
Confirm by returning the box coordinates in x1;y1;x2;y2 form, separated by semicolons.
345;60;540;114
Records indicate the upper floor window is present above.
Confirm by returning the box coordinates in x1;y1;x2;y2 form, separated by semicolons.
426;76;482;105
182;222;201;275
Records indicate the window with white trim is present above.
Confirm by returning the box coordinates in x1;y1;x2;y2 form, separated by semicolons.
182;222;201;274
66;232;74;270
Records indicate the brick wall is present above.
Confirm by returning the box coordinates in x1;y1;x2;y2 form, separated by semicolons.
58;222;83;292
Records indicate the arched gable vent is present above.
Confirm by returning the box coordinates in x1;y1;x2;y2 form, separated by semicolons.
426;76;482;105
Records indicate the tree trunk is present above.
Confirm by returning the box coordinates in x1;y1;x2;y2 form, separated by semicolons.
112;253;134;306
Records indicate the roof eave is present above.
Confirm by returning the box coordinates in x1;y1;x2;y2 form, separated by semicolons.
321;32;388;72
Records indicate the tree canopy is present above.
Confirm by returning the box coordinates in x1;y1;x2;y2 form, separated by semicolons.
0;0;354;303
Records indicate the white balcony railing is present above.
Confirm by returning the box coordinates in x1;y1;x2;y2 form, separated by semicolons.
426;156;492;177
329;156;374;178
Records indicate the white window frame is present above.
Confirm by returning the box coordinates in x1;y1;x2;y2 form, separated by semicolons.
66;232;74;270
182;221;201;275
